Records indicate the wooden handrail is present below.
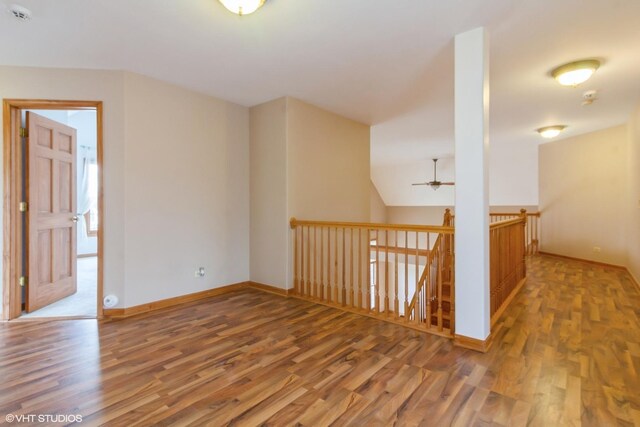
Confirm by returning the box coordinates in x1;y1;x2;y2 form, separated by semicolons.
290;218;453;234
489;217;525;230
490;212;540;217
290;214;454;337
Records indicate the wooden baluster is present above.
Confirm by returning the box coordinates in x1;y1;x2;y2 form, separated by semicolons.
394;230;399;319
437;236;443;331
450;232;456;335
385;230;389;316
358;228;362;310
320;226;325;301
342;227;346;306
415;232;419;323
327;227;332;303
404;231;409;322
426;234;431;329
306;226;311;297
313;226;318;299
367;229;371;312
350;228;354;308
331;227;340;304
300;226;305;296
375;230;380;312
293;225;299;295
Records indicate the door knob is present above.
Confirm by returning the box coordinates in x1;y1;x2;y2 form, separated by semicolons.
71;216;79;223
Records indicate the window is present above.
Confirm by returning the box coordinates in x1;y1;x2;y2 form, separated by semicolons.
84;163;99;236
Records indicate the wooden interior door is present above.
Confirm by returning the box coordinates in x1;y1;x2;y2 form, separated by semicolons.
26;112;78;312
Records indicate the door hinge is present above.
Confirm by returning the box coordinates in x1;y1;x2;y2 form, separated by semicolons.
19;127;28;138
19;201;28;212
19;276;27;287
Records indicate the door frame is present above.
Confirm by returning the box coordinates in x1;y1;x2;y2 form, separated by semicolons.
2;99;104;320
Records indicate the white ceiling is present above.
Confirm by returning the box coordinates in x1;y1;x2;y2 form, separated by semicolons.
2;0;640;205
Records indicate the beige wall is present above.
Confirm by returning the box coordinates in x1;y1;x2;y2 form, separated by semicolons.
0;66;126;312
287;98;370;222
628;105;640;282
249;98;288;288
370;181;387;223
249;97;371;289
387;206;451;226
539;125;628;265
0;66;250;311
122;72;249;307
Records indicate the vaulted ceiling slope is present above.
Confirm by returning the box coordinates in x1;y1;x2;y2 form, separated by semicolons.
2;0;640;205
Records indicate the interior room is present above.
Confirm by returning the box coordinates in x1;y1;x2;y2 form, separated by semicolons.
0;0;639;425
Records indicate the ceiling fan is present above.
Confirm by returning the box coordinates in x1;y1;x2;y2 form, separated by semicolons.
412;158;455;190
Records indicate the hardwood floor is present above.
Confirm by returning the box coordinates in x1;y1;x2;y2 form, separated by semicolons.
0;255;639;426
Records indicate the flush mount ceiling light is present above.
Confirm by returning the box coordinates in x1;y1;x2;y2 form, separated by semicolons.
551;59;600;87
218;0;266;16
536;125;567;139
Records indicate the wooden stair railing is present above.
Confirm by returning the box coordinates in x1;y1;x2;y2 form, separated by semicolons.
489;209;527;326
490;211;540;255
290;218;455;338
406;209;454;332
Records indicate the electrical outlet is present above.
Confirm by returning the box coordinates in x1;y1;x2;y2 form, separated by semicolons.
195;267;205;277
593;247;601;253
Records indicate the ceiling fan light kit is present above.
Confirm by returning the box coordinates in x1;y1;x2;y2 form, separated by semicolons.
412;158;455;190
218;0;266;16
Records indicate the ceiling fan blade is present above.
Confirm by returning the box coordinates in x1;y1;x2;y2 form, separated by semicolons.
412;183;430;186
440;182;455;186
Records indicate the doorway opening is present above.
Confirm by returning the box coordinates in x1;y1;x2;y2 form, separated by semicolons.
2;100;103;320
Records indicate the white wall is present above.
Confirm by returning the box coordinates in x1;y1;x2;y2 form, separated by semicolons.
371;141;539;208
539;125;628;265
122;72;249;307
249;98;288;288
0;66;250;311
628;105;640;282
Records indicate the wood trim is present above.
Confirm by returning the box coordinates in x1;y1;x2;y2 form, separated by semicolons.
103;282;292;319
103;282;249;318
490;212;540;217
246;281;290;297
489;217;525;230
290;217;454;234
454;332;494;353
2;99;104;321
539;252;628;270
491;277;526;327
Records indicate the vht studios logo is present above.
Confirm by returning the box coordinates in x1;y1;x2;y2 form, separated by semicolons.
5;414;83;423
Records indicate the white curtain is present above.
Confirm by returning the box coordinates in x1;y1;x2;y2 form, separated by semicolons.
77;146;94;236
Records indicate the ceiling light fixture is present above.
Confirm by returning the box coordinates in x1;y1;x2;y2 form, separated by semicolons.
551;59;600;87
218;0;266;16
536;125;567;139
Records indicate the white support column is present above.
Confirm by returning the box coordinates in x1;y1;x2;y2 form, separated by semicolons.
454;27;491;343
